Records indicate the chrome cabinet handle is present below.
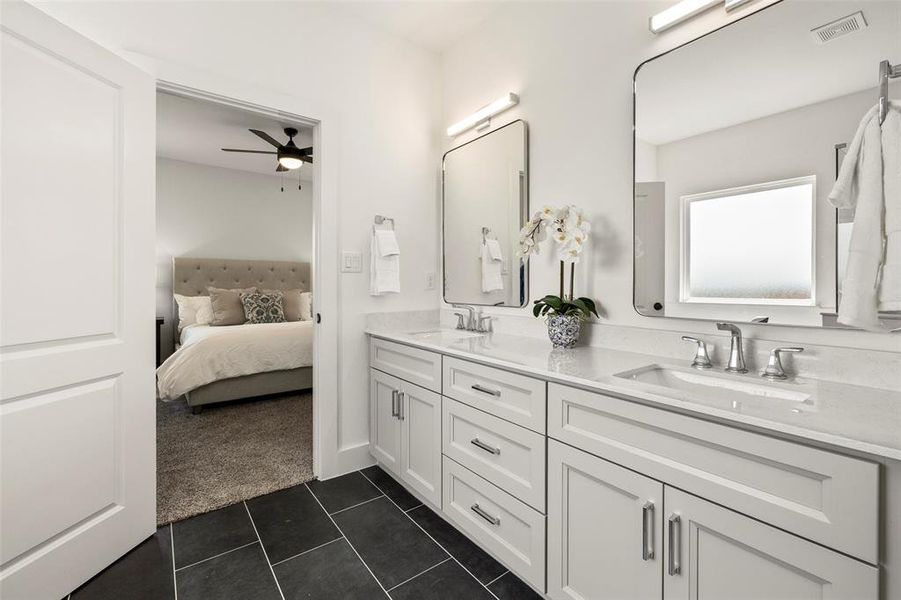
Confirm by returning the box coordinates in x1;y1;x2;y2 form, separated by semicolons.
390;390;399;417
470;438;501;455
471;384;501;397
642;501;655;561
667;514;681;576
398;391;405;421
471;503;500;526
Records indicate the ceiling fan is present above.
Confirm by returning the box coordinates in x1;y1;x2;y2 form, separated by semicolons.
221;127;313;171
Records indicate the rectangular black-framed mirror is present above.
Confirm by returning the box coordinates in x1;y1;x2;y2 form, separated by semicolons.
443;120;529;307
633;0;900;329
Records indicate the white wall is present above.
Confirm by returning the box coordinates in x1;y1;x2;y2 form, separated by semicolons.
36;1;442;474
155;157;313;359
440;0;899;352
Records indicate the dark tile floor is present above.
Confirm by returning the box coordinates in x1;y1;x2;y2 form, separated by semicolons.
65;466;542;600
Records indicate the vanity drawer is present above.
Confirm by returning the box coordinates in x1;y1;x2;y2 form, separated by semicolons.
443;398;546;512
442;456;545;591
548;383;879;563
442;357;546;433
370;337;441;393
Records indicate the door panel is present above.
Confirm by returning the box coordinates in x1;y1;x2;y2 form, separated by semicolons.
400;382;441;507
0;3;155;598
664;487;878;600
369;369;402;473
547;440;663;600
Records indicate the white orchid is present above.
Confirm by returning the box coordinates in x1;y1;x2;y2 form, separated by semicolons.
524;203;598;328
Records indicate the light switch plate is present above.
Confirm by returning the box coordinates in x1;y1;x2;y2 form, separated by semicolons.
425;271;436;290
341;251;362;273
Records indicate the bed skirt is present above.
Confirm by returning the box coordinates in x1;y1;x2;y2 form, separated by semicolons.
184;366;313;410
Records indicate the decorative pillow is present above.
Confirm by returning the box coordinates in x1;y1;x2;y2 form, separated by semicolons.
174;294;213;331
208;286;256;326
240;291;286;324
266;289;304;322
298;291;313;321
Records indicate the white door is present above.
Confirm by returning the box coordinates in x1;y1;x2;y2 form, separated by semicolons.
369;369;402;474
547;440;663;600
663;487;878;600
400;382;441;507
0;3;156;599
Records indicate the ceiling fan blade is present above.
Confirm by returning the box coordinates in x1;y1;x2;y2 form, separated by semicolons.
302;156;314;164
276;164;288;172
221;148;277;154
298;146;313;154
249;129;282;148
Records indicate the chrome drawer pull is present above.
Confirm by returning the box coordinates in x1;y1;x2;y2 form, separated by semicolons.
470;438;501;455
471;503;500;526
398;391;405;421
642;501;655;561
471;384;501;397
667;514;681;576
391;390;399;418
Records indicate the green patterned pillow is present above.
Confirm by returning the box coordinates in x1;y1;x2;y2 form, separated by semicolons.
240;291;286;324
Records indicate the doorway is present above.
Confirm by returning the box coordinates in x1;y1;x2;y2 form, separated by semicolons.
153;86;321;524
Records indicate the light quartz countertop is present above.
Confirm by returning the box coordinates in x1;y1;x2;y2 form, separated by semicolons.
366;326;901;462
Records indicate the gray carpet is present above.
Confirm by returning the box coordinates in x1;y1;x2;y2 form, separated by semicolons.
156;391;313;525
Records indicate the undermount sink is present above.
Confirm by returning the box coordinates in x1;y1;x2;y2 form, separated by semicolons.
614;364;812;409
408;328;485;342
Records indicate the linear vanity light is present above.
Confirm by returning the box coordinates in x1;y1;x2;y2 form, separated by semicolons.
446;93;519;137
650;0;755;33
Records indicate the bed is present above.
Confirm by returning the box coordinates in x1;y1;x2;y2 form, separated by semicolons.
156;257;314;412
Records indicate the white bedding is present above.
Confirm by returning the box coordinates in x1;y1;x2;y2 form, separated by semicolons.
156;321;314;401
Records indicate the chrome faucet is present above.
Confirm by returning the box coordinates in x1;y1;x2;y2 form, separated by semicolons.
761;347;803;380
716;322;748;373
452;304;493;332
681;336;713;369
452;304;478;331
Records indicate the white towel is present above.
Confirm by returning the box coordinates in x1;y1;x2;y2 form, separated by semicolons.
485;238;504;261
828;101;901;331
375;229;400;257
370;229;400;295
481;242;504;293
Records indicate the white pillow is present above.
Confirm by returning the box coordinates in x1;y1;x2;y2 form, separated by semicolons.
174;294;214;330
299;292;313;321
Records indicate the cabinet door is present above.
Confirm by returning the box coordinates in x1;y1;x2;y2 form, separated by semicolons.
400;382;442;507
369;369;402;474
664;487;878;600
547;440;663;600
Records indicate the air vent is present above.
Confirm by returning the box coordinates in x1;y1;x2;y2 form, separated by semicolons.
810;11;867;44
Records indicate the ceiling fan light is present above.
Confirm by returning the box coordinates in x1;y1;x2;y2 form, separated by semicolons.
278;156;303;170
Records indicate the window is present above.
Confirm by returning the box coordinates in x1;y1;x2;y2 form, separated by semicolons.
680;176;815;305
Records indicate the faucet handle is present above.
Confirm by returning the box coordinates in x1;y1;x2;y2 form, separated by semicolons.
477;314;493;333
762;347;803;380
453;312;466;330
682;336;713;370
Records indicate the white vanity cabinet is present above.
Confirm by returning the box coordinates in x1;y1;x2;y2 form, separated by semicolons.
368;333;885;600
368;365;441;507
547;440;663;600
664;487;878;600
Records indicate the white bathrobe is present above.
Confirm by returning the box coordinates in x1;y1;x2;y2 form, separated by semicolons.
828;101;900;331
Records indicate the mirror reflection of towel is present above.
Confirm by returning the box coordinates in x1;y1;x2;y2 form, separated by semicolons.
481;241;504;293
370;230;400;295
828;101;900;331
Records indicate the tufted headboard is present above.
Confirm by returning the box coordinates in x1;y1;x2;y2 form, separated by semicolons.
172;257;311;296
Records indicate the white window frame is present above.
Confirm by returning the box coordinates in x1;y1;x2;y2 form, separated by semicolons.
679;175;817;306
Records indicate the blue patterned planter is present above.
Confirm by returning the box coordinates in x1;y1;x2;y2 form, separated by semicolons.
547;314;582;349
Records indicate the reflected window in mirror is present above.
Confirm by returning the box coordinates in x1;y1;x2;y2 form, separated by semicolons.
681;176;816;306
633;0;901;328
